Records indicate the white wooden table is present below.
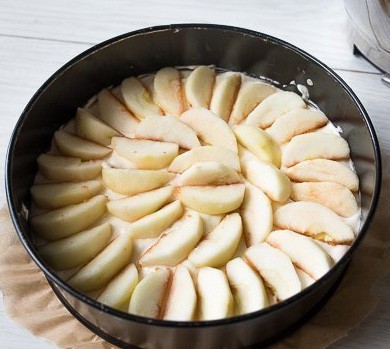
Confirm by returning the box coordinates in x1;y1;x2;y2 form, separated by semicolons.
0;0;389;348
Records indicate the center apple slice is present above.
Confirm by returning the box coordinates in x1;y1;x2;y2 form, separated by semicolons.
176;162;241;186
169;146;240;173
177;184;245;215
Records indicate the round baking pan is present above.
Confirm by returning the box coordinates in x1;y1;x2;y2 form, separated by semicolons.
5;24;381;349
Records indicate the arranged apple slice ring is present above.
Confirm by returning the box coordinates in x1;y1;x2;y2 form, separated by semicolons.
29;65;361;322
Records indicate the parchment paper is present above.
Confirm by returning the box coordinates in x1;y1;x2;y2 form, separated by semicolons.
0;205;388;349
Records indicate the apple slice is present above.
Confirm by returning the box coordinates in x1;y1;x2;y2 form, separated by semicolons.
283;159;359;192
240;182;273;246
177;184;245;215
267;230;334;280
295;268;315;288
126;200;184;239
121;77;163;119
68;232;133;292
154;67;184;116
31;180;102;209
135;115;200;150
37;154;102;181
180;107;238;152
210;72;241;122
39;222;112;270
226;257;268;315
282;133;350;167
198;212;224;235
169;146;240;173
128;268;171;318
98;89;138;137
177;162;241;186
290;182;358;217
139;211;203;266
102;168;174;195
54;130;111;160
185;66;215;108
188;213;242;267
162;265;197;321
97;263;139;310
274;201;355;244
245;91;306;128
244;243;301;301
241;159;291;202
75;108;120;146
229;81;276;125
234;125;281;167
31;195;107;241
107;186;174;222
266;109;328;144
111;137;179;170
197;267;234;320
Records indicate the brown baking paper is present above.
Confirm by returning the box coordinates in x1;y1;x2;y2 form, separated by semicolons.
0;204;389;349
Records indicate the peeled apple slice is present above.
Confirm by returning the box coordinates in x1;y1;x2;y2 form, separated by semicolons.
102;168;174;195
97;263;139;310
162;265;197;321
188;213;242;268
229;81;276;125
128;268;171;318
290;181;358;217
283;159;359;192
37;154;103;182
75;108;120;146
245;242;301;301
267;229;334;280
177;184;245;215
111;137;179;170
266;109;328;144
234;124;281;167
139;211;203;266
30;180;102;209
121;77;163;119
31;195;107;241
245;91;306;128
177;162;241;186
180;107;238;153
98;89;138;137
197;267;234;320
154;67;184;116
185;66;215;108
210;72;241;122
68;232;133;292
282;133;350;167
169;146;240;173
39;222;112;270
274;201;355;244
107;186;174;222
54;130;111;160
226;257;268;315
135;115;200;150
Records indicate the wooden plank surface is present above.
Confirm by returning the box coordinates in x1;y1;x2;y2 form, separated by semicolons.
0;0;389;348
